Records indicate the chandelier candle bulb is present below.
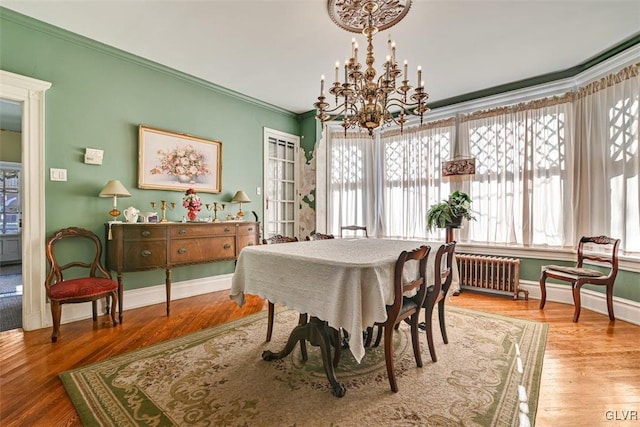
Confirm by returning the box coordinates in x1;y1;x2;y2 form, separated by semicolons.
320;75;325;96
315;0;430;136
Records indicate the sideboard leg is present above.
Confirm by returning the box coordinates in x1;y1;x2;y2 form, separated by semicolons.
117;273;124;323
165;268;172;316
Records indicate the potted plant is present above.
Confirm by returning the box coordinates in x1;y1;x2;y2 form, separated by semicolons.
427;190;475;231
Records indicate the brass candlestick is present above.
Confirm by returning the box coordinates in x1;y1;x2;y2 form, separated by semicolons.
205;202;226;222
150;200;175;223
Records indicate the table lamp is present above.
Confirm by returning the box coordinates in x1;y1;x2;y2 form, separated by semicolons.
231;190;251;218
99;180;131;222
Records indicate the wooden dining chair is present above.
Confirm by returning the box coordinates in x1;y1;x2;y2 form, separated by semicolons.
261;235;301;337
539;235;620;322
339;225;368;238
370;245;430;392
305;232;335;241
262;235;298;245
419;241;456;363
45;227;119;342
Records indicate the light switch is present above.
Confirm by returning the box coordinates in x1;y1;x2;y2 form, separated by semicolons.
50;168;67;182
256;186;261;195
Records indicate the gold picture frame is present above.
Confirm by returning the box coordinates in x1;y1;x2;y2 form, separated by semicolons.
138;125;222;193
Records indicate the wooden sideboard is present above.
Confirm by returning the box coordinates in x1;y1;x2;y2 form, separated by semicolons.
105;221;260;322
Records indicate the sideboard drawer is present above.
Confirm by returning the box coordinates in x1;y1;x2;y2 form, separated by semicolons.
169;236;236;264
170;224;235;238
237;223;258;236
122;242;167;270
123;225;167;240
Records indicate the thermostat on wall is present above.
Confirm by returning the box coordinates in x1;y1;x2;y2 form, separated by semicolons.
84;148;104;165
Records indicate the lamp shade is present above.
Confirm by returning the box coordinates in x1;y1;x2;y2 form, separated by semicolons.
231;190;251;203
98;180;131;198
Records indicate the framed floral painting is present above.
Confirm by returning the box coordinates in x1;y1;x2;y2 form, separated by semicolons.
138;125;222;193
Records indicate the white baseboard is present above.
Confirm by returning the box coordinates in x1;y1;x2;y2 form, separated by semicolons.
520;280;640;326
43;274;234;327
39;275;639;328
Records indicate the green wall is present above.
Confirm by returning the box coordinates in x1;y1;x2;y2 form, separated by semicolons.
0;9;299;288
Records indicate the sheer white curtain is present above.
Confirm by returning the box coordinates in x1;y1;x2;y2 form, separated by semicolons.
462;99;575;247
379;120;454;239
573;65;640;254
326;130;376;236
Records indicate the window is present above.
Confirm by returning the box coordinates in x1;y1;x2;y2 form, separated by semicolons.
321;63;639;257
0;163;21;235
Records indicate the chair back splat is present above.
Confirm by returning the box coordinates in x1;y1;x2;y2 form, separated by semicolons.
262;235;298;245
339;225;368;238
305;233;335;241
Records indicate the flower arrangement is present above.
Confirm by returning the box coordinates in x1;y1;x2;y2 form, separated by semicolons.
149;145;210;183
183;188;201;221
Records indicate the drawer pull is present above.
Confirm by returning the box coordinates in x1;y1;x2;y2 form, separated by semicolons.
247;242;254;246
224;227;231;233
141;250;152;257
141;231;151;237
223;243;231;250
178;229;187;235
248;227;254;231
178;248;187;254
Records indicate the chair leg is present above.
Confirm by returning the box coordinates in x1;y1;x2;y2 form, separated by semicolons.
539;272;548;309
383;325;398;393
266;301;275;342
51;301;61;343
606;284;616;321
364;326;373;347
424;307;437;363
410;315;423;368
92;300;98;321
438;300;448;345
572;284;582;322
109;292;118;326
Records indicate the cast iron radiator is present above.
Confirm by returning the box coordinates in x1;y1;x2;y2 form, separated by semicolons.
456;253;528;300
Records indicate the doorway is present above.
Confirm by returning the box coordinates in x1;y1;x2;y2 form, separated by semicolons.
0;70;51;332
263;128;300;239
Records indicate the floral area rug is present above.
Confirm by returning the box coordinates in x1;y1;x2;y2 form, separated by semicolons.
60;306;547;426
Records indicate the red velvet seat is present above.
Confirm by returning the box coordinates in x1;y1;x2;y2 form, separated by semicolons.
45;227;118;342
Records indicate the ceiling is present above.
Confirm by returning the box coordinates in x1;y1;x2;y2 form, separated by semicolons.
1;0;639;117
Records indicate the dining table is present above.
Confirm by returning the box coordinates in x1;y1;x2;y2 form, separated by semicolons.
230;237;459;396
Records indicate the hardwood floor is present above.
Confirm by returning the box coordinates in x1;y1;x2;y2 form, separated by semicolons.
0;290;638;426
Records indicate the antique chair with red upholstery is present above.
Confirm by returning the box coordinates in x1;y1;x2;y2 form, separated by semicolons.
45;227;118;342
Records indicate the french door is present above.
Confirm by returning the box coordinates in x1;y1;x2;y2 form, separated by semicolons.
263;128;299;239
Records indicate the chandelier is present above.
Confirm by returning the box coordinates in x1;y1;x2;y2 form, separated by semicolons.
314;0;429;136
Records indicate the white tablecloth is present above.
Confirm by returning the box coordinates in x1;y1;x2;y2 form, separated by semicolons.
230;238;457;363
